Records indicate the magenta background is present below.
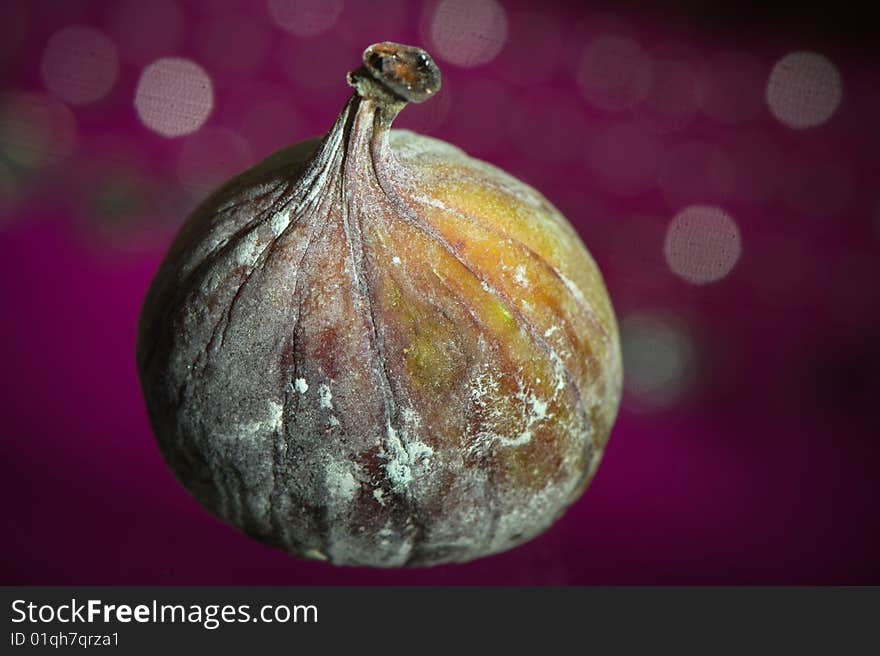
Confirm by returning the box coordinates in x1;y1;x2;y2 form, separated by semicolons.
2;0;879;584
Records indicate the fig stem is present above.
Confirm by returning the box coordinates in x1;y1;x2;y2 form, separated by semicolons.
348;42;441;106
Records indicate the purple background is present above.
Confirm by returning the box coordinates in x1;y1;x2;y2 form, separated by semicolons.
2;0;879;584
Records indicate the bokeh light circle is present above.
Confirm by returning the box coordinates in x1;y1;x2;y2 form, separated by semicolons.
177;127;254;198
195;11;268;75
40;26;119;105
135;58;214;138
634;50;700;132
621;312;696;409
429;0;508;68
664;205;741;284
577;35;651;112
766;51;842;128
268;0;343;37
0;91;78;171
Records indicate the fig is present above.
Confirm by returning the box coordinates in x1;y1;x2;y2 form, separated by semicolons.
137;43;622;567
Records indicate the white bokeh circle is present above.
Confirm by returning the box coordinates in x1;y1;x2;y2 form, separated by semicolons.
633;51;700;133
0;91;78;169
41;26;119;105
428;0;508;68
177;127;253;197
766;51;842;129
135;58;214;138
577;35;651;112
664;205;742;284
621;313;696;409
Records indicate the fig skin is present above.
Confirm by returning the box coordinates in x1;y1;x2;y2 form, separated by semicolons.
137;43;622;567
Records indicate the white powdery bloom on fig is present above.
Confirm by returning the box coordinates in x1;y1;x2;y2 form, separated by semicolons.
136;42;621;568
318;383;333;408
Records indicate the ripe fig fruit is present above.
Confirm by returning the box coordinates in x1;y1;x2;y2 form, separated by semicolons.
137;43;622;567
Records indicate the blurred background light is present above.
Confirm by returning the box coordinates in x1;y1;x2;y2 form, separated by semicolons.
176;127;254;199
621;312;697;409
766;51;842;128
0;91;77;172
427;0;508;68
67;130;189;250
577;34;651;113
633;48;700;132
268;0;343;37
194;11;268;76
40;26;119;105
81;164;151;245
664;205;742;284
135;58;214;138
